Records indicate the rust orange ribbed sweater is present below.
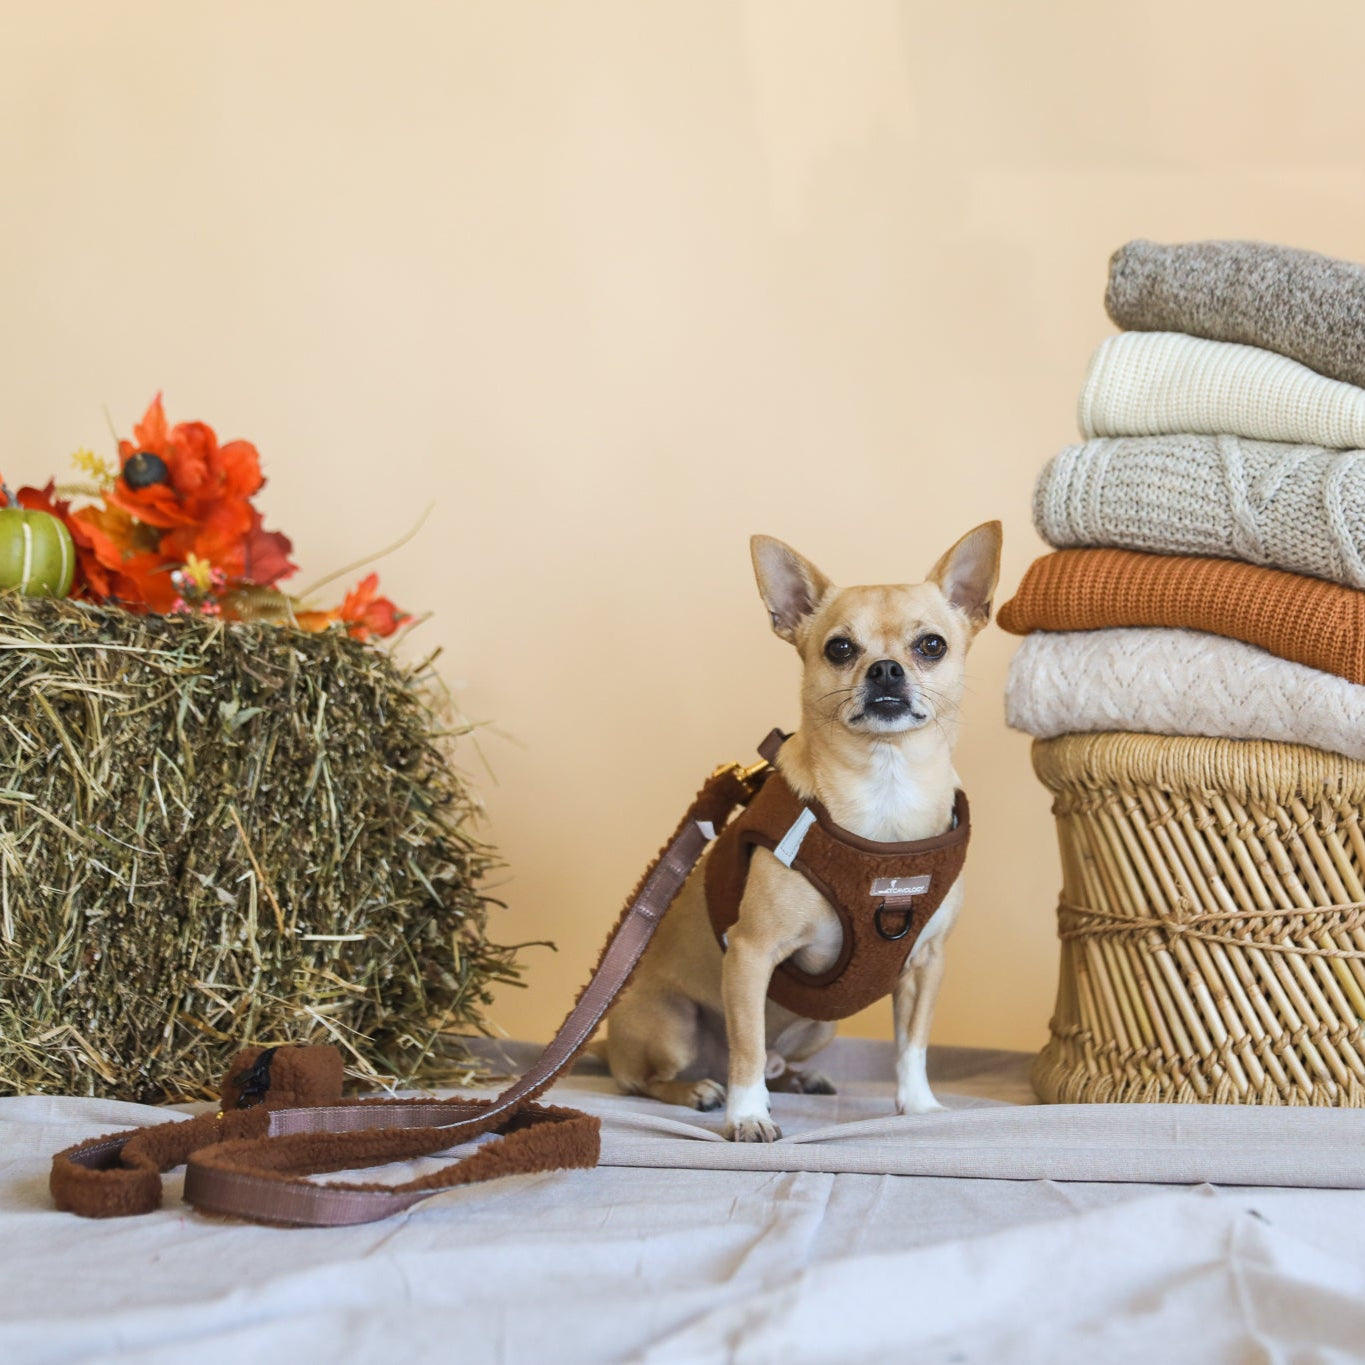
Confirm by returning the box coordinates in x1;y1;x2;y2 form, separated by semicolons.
997;549;1365;685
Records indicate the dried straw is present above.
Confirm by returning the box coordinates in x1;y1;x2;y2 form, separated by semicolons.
0;592;519;1102
1032;732;1365;1107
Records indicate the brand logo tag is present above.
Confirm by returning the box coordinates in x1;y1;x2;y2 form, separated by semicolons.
870;874;931;904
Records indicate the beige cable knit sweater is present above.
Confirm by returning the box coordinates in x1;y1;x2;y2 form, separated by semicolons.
1005;627;1365;762
1033;434;1365;589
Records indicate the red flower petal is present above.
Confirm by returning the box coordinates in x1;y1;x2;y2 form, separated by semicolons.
167;421;216;496
127;394;170;459
157;499;253;577
105;482;198;529
216;439;265;500
337;573;409;640
241;520;296;587
16;480;72;519
293;607;340;633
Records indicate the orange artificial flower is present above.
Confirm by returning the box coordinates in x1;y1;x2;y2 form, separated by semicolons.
295;574;409;641
70;499;178;611
338;573;409;640
108;395;295;588
5;399;412;636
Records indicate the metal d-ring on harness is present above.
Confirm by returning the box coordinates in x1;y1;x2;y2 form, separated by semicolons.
873;908;913;940
873;872;942;940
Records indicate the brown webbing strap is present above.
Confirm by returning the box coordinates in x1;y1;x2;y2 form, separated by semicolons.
51;762;759;1227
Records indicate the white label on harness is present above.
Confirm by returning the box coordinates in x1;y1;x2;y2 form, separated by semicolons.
696;820;716;840
773;807;817;868
871;874;931;902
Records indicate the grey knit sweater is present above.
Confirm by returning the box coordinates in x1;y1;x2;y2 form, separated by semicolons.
1107;239;1365;389
1033;434;1365;589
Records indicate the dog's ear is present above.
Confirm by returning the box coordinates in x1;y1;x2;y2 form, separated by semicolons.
750;536;833;644
928;521;1003;631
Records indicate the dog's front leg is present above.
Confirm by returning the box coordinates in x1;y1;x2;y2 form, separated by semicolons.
893;880;961;1114
721;926;782;1142
892;941;945;1113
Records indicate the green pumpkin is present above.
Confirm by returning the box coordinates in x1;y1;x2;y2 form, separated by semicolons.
0;506;75;597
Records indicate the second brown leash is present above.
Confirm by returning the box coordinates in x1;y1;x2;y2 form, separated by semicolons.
52;756;766;1227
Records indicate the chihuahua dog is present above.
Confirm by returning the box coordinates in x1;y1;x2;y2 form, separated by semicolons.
606;523;1002;1140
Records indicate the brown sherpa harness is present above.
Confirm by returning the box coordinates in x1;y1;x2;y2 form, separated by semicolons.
706;732;971;1021
48;732;970;1228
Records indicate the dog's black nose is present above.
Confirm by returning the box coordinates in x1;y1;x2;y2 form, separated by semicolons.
866;659;904;683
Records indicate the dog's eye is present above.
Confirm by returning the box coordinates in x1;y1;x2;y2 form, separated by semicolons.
915;634;947;660
823;636;857;665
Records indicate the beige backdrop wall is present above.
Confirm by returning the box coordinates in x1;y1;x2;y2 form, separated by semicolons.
5;1;1365;1053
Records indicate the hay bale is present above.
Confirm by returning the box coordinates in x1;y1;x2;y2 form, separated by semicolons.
0;592;517;1101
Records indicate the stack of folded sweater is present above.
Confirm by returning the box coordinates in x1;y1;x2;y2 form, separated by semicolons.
999;238;1365;761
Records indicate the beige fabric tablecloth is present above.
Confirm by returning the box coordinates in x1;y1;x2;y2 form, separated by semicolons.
6;1039;1365;1363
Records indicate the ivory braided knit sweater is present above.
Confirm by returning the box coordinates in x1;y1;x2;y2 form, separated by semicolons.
1107;239;1365;390
1005;627;1365;762
1079;332;1365;447
1033;435;1365;589
996;548;1365;685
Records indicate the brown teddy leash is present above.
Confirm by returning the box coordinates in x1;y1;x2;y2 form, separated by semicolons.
50;759;763;1227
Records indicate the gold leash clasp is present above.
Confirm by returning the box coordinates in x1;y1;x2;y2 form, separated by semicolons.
711;758;771;800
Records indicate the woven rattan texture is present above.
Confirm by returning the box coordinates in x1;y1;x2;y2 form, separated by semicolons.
998;548;1365;685
1032;733;1365;1107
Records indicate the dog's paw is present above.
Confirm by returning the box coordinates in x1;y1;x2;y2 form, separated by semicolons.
895;1094;946;1116
725;1115;782;1143
769;1068;836;1095
685;1079;727;1112
895;1045;943;1114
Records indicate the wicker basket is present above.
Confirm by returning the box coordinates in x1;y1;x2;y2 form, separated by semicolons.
1032;732;1365;1107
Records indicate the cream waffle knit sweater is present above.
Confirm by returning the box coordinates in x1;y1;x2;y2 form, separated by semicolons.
1033;435;1365;589
1079;331;1365;447
1005;627;1365;761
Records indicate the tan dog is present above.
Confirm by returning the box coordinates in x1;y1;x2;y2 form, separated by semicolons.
606;523;1002;1141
